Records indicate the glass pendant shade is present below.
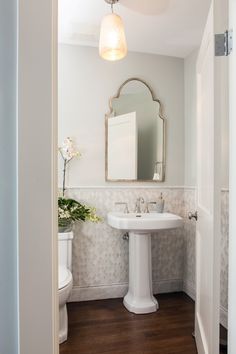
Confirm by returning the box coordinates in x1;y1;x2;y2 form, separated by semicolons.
99;13;127;61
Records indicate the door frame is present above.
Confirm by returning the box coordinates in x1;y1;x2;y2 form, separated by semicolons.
18;0;58;353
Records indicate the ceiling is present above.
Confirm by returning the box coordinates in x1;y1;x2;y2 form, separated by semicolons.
58;0;211;58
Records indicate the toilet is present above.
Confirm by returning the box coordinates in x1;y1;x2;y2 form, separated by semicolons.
58;231;73;344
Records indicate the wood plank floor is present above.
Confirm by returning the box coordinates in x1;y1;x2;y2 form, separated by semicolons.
220;325;228;354
60;292;197;354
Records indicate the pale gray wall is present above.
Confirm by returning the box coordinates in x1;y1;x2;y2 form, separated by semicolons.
0;1;18;353
184;50;198;187
58;44;185;187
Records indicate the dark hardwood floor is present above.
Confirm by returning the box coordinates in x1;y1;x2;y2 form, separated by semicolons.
220;325;228;354
60;292;197;354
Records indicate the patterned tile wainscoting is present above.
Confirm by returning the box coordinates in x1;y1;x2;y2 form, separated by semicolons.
68;188;185;302
183;188;196;299
220;190;229;328
66;187;229;328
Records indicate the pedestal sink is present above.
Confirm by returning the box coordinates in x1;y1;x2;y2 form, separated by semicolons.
107;212;183;314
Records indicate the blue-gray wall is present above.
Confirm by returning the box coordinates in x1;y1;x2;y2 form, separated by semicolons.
0;1;18;353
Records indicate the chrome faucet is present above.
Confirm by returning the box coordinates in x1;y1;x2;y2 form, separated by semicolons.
134;197;145;213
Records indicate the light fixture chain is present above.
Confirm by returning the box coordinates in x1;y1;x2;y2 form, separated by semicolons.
104;0;119;5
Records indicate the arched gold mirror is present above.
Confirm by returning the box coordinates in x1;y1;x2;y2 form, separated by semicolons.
105;78;166;182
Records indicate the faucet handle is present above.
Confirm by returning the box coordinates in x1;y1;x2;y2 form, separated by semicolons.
115;202;129;214
144;201;157;213
134;197;145;213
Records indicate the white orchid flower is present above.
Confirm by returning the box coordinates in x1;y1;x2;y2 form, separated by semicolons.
59;137;81;161
59;137;81;197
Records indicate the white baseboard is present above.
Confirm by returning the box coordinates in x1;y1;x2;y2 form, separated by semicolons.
153;279;183;294
69;283;128;302
183;280;196;300
69;279;183;302
183;280;228;329
67;185;187;190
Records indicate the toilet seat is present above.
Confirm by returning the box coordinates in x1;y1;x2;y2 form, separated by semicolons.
59;266;72;290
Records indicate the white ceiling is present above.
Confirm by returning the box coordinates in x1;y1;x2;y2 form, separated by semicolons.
58;0;211;58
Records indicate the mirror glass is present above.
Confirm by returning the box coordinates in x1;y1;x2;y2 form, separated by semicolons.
106;78;165;181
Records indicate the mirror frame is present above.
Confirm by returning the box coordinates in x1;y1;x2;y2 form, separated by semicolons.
105;78;166;182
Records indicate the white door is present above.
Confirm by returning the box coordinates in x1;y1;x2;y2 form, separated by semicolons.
107;112;137;180
228;0;236;353
195;1;228;353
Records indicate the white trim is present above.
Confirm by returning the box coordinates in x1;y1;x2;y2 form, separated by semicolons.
69;279;183;302
228;0;236;352
63;186;230;191
195;312;208;354
184;186;197;190
183;281;196;300
52;1;59;351
69;284;128;302
153;279;183;294
18;0;58;353
65;185;193;190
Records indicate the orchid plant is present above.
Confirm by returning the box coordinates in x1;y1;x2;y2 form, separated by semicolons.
59;137;81;197
58;137;101;231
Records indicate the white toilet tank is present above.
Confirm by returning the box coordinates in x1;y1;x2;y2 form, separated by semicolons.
58;232;74;271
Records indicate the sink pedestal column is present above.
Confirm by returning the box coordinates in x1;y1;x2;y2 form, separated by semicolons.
124;232;158;314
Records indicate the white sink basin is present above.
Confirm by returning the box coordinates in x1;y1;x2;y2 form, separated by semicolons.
107;211;183;315
107;212;183;232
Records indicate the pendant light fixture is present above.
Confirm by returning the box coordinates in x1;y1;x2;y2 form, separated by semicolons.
99;0;127;61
